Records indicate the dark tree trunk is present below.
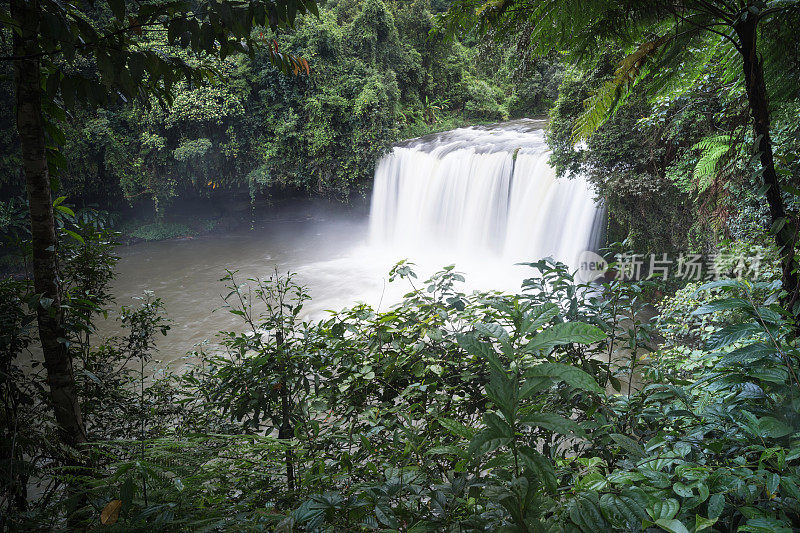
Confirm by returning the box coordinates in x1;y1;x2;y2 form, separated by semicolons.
11;0;86;448
736;16;800;311
275;330;295;492
278;390;295;493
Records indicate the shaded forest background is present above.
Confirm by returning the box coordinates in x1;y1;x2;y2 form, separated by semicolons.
0;0;560;242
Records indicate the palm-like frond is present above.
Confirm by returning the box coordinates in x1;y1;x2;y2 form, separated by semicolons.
692;134;733;193
572;36;667;142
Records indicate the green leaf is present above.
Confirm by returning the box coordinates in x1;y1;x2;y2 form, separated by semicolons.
648;498;679;521
520;412;585;437
578;471;608;491
475;322;509;342
720;342;778;365
755;416;793;438
569;492;608;532
437;418;475;439
707;493;724;519
456;333;505;375
524;303;559;333
427;445;466;456
692;298;752;315
524;362;603;394
693;279;742;293
695;515;717;532
706;323;762;350
64;229;85;244
599;492;649;528
483;411;514;440
654;518;690;533
519;446;557;494
524;322;607;353
673;482;693;498
738;517;793;533
55;204;75;217
468;427;510;456
519;376;550;399
609;433;645;458
486;372;517;420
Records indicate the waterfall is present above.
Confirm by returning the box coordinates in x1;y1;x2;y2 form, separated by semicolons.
369;119;605;269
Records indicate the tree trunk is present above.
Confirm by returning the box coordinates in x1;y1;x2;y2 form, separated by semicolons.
275;330;295;492
736;17;800;311
11;0;86;448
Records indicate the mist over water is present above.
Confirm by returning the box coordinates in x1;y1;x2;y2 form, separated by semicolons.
106;119;605;359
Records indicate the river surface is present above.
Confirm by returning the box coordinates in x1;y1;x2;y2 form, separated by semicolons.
104;204;541;363
102;120;605;364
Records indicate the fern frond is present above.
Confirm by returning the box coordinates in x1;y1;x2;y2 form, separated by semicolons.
572;36;668;142
692;134;733;193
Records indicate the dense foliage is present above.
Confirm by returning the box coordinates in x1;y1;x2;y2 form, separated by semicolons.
0;0;556;221
4;0;800;531
5;226;800;531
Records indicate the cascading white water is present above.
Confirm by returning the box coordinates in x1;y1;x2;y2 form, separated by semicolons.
369;119;605;269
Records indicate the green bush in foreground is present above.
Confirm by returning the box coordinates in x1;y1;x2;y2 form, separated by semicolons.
4;257;800;531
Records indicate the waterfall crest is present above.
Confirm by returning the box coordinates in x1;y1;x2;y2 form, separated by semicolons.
369;119;605;269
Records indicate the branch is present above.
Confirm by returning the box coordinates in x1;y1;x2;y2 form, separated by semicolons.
0;11;203;62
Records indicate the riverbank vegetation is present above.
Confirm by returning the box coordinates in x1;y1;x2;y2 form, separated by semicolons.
3;0;800;531
0;0;556;220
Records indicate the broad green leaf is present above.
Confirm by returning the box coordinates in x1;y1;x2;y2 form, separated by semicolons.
748;365;789;383
475;322;509;343
693;279;742;294
706;323;762;350
520;412;585;437
427;445;466;456
524;362;603;394
599;492;649;528
483;412;514;439
738;517;793;533
64;229;85;244
655;518;690;533
756;416;793;438
707;493;724;519
569;492;608;532
456;333;505;375
695;515;717;532
648;498;679;521
55;204;75;217
519;376;550;399
692;298;752;315
437;418;475;439
609;433;646;458
519;446;557;494
468;427;510;456
719;342;777;365
524;303;559;333
524;322;607;353
673;482;693;498
577;471;607;491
